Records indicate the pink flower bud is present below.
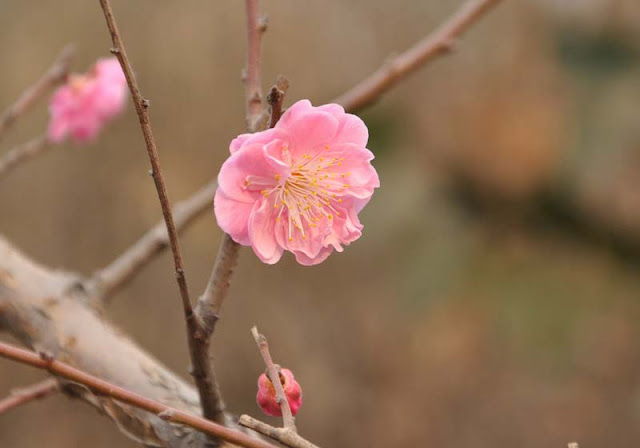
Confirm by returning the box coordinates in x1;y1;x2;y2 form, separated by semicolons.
256;368;302;417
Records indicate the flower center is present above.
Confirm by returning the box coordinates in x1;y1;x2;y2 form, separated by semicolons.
246;146;352;241
69;74;92;93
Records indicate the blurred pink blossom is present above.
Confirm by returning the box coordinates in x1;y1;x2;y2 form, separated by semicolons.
48;57;127;144
214;100;380;265
256;368;302;417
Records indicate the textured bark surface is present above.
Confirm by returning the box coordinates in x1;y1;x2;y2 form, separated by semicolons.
0;235;237;447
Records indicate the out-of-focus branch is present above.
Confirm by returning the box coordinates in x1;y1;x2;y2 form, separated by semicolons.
334;0;504;113
87;179;218;302
239;415;319;448
0;341;278;448
0;136;51;181
97;0;229;425
244;0;267;129
0;45;75;141
0;235;249;447
0;378;59;415
251;326;296;432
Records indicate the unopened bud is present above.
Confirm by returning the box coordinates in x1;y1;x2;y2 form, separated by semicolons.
256;368;302;417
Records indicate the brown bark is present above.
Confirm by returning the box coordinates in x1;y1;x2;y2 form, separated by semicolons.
0;235;238;447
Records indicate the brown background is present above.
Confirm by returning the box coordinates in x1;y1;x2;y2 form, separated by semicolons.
2;0;640;447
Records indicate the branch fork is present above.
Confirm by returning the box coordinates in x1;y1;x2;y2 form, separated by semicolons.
238;327;319;448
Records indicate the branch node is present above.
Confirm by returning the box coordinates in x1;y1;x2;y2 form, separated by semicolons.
158;408;176;421
266;76;288;130
441;38;458;53
38;350;55;363
141;98;150;108
110;47;121;55
239;414;319;448
258;15;269;32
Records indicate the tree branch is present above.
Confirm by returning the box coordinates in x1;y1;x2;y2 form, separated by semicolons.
0;234;201;446
0;135;52;181
87;179;218;302
0;44;75;141
244;0;267;129
97;0;228;425
251;326;296;432
190;0;272;424
194;66;287;411
239;415;319;448
0;235;271;447
0;341;279;448
0;378;59;415
194;234;239;338
334;0;504;113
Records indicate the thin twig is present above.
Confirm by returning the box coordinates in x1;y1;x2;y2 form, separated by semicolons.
267;75;289;129
0;45;75;141
239;415;319;448
251;326;296;432
244;0;267;129
197;79;287;341
187;0;270;422
0;341;278;448
334;0;504;112
0;378;59;415
97;0;225;424
88;179;218;302
194;234;240;337
194;72;287;386
0;136;51;181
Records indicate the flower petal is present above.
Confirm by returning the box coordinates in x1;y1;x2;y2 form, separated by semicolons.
47;116;69;143
293;246;334;266
325;143;380;199
275;99;313;130
317;104;368;147
334;113;368;147
217;144;279;203
230;128;290;154
230;133;252;153
286;111;339;155
214;189;252;245
248;199;284;264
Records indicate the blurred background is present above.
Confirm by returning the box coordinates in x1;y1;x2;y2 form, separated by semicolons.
1;0;640;446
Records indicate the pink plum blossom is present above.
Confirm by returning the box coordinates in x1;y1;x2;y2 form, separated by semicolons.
48;57;127;144
214;100;380;265
256;368;302;417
